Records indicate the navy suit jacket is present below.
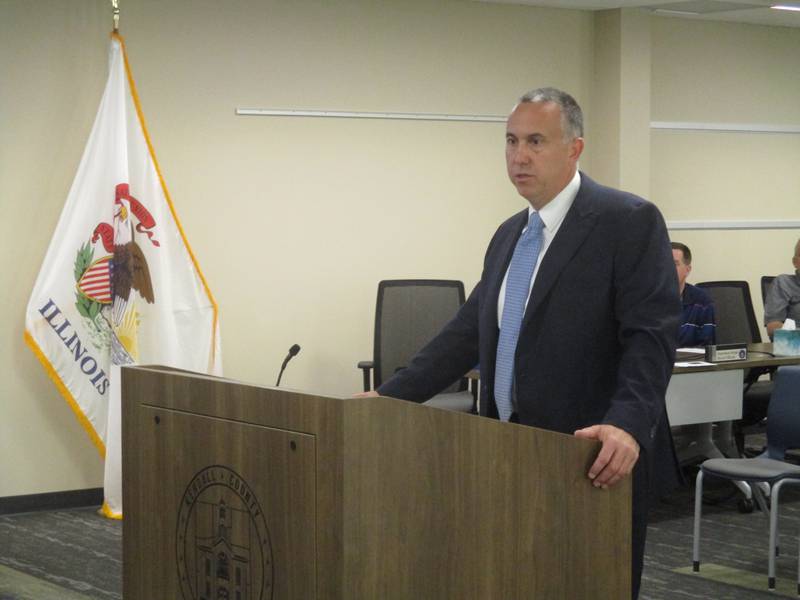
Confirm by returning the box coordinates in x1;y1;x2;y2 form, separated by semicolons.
379;173;680;457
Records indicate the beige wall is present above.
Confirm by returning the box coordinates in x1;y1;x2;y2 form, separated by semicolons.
591;8;652;197
1;2;109;496
650;15;800;322
1;0;798;498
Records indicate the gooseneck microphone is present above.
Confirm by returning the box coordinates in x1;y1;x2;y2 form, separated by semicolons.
276;343;301;387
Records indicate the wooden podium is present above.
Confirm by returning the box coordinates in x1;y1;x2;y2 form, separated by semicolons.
122;365;630;599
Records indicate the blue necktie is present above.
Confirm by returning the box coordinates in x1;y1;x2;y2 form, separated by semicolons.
494;212;545;421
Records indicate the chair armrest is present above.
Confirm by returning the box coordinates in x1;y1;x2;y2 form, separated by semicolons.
467;373;479;414
357;361;374;392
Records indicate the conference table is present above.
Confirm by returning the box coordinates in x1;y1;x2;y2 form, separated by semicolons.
467;343;800;463
668;343;800;463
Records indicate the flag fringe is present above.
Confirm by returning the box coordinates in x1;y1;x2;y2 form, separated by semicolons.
101;500;123;520
23;330;107;458
112;32;220;367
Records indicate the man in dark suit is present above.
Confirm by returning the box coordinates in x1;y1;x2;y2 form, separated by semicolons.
359;88;680;598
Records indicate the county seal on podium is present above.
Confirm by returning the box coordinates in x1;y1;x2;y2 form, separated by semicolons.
176;465;273;600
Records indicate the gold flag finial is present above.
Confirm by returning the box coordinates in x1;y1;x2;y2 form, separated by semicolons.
111;0;120;32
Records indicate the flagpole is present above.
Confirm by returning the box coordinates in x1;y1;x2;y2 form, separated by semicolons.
111;0;120;33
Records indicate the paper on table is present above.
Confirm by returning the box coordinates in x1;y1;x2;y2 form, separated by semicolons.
677;347;706;354
675;361;715;367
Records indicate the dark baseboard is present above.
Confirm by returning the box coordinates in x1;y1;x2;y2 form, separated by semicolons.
0;488;103;515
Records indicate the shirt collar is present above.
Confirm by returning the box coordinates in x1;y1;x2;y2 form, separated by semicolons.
527;170;581;231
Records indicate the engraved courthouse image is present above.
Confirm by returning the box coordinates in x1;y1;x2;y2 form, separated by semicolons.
177;466;274;600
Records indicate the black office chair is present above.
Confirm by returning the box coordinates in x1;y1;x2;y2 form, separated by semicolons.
761;275;777;309
697;281;761;346
358;279;475;412
697;281;773;454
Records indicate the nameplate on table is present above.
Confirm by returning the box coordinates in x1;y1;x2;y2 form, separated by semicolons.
704;344;747;363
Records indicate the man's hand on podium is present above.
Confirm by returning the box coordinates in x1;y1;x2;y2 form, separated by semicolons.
353;390;380;398
573;424;640;490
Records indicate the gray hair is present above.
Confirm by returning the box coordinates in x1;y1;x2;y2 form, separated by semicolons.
518;87;584;140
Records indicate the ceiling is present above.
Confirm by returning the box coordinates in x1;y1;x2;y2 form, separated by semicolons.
477;0;800;28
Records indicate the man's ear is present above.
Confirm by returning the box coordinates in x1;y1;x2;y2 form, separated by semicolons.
570;137;584;161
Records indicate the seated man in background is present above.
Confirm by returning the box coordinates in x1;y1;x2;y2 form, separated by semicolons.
764;237;800;338
672;242;716;347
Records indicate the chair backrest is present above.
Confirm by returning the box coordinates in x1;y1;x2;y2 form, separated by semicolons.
766;366;800;458
374;279;465;391
761;275;776;308
697;281;761;345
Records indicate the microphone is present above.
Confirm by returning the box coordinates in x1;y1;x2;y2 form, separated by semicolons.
275;343;301;387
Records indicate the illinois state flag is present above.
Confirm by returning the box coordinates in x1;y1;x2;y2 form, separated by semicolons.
24;33;222;518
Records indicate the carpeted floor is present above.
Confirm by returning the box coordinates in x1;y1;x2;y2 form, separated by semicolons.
2;472;800;598
0;508;121;600
642;473;800;600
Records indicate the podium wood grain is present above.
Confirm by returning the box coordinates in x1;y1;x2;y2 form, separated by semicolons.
122;366;630;599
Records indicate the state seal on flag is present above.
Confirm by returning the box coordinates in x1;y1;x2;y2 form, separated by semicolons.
72;182;159;364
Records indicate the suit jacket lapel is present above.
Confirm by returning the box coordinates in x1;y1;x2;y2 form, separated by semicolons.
521;177;599;329
486;209;528;332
